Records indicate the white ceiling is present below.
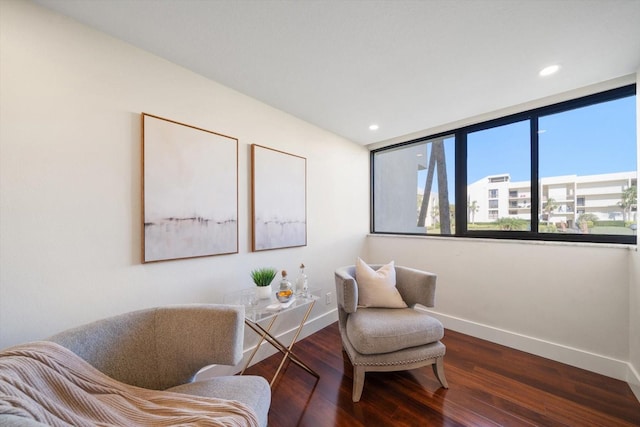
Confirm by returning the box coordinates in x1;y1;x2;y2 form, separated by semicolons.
33;0;640;145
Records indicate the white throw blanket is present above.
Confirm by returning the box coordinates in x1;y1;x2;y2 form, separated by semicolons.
0;341;259;426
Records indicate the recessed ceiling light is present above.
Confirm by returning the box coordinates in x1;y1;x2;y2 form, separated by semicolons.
369;124;379;131
539;64;560;77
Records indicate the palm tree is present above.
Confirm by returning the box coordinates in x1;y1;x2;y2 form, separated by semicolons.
469;200;479;224
543;198;558;225
433;140;451;234
417;147;436;228
618;185;637;222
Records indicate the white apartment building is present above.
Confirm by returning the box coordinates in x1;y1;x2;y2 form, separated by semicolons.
468;172;638;227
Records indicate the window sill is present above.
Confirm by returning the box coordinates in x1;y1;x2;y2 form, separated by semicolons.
367;233;637;251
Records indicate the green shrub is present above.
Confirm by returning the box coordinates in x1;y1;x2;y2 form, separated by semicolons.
595;220;626;227
494;217;529;231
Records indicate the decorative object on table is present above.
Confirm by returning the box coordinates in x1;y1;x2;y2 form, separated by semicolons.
251;144;306;251
266;298;295;311
251;267;277;299
296;263;309;297
142;113;238;263
240;288;257;307
276;270;293;302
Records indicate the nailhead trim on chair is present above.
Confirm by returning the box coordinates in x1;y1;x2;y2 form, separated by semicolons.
351;355;445;367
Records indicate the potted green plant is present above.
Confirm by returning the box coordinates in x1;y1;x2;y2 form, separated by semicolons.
251;267;277;299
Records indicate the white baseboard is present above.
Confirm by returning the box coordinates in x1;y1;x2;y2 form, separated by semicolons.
423;309;632;384
628;362;640;402
196;308;338;380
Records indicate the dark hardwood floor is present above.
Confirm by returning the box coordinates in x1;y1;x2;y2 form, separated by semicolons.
243;322;640;427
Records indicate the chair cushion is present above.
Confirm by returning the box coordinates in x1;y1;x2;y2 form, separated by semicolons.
355;258;407;308
168;376;270;427
346;308;444;355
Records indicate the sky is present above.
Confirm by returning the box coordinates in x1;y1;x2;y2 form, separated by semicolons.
418;94;637;200
468;95;637;183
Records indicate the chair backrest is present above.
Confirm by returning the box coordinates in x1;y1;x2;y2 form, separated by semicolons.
335;264;438;312
48;304;244;390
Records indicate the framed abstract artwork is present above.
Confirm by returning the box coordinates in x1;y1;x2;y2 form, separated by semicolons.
142;113;238;262
251;144;307;251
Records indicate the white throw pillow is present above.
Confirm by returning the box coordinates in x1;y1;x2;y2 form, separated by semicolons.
355;258;407;308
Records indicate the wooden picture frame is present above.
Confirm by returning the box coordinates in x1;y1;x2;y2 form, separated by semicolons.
251;144;307;251
142;113;238;262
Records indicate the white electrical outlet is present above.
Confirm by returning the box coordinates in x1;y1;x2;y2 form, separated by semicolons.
325;292;332;305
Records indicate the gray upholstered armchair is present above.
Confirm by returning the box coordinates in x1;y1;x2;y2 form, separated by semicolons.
46;304;271;427
335;263;448;402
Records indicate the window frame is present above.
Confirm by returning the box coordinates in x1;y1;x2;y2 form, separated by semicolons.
370;84;637;245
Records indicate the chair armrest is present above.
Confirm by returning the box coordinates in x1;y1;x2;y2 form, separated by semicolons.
395;266;438;308
335;266;358;314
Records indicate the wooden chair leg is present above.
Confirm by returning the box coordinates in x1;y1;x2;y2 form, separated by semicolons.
352;365;365;402
432;356;448;389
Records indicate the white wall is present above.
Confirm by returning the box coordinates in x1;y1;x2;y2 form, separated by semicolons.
365;235;634;381
629;68;640;400
630;245;640;400
373;143;427;233
0;0;369;350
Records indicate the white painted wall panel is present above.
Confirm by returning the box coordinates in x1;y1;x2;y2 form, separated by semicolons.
365;235;632;380
0;0;367;349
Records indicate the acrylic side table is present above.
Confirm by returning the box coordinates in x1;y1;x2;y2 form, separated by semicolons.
224;288;320;386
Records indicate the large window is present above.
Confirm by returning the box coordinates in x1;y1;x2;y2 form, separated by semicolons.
371;85;637;244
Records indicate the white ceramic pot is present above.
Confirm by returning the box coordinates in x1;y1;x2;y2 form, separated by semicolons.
255;284;272;300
